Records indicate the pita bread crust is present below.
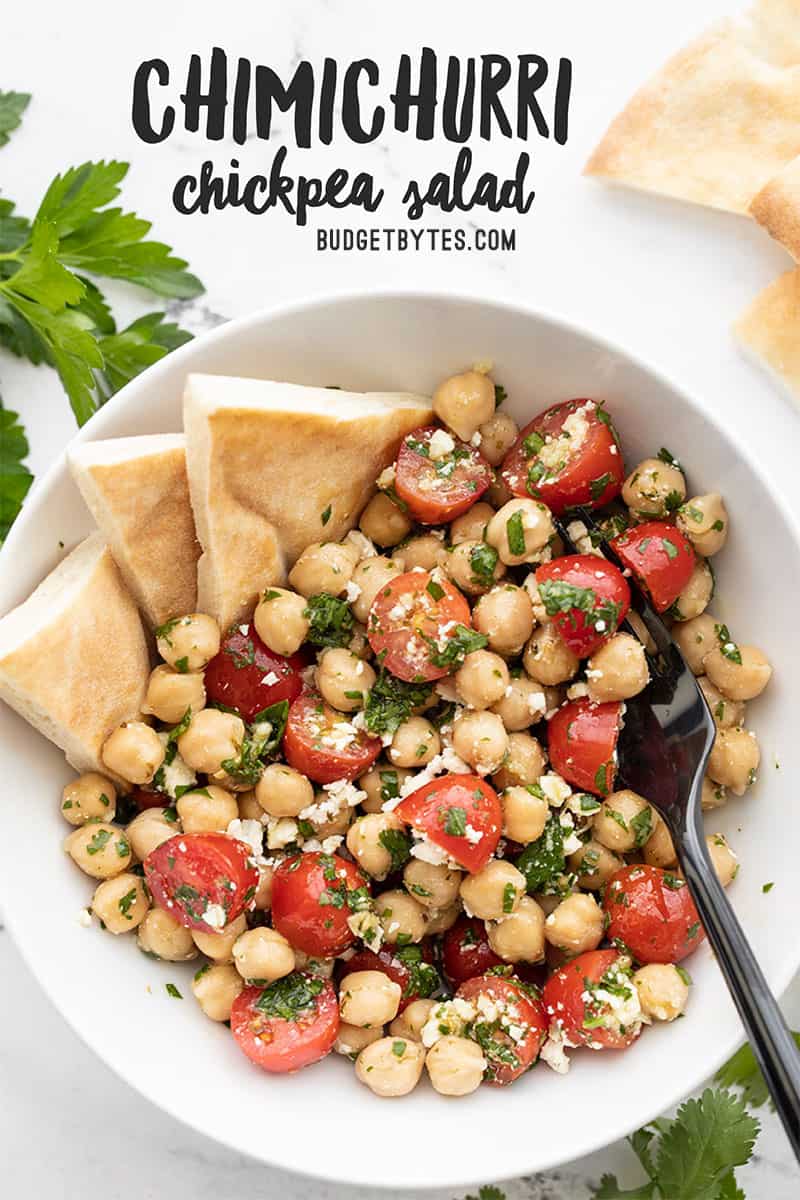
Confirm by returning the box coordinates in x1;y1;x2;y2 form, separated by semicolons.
586;2;800;214
734;267;800;401
750;155;800;258
184;375;432;630
68;435;200;629
0;533;150;775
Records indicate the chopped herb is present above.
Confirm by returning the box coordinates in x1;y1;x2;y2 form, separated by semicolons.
391;1039;407;1057
714;623;742;665
515;811;565;891
664;489;683;513
657;447;680;468
590;471;613;501
262;588;282;602
426;579;445;601
425;623;488;669
393;944;439;999
469;541;499;587
661;538;678;560
762;882;775;894
224;634;256;669
711;519;725;532
220;700;289;785
522;430;545;457
686;921;700;941
506;510;526;556
117;887;138;919
364;671;432;737
254;972;324;1020
675;966;692;986
193;963;211;981
494;384;507;407
154;616;181;646
165;983;183;999
379;769;400;804
174;655;189;673
443;806;467;837
303;593;355;649
320;504;332;526
502;882;517;913
378;827;413;872
85;828;112;855
630;807;653;848
607;808;628;832
538;578;621;632
663;873;686;890
681;503;704;524
593;762;611;797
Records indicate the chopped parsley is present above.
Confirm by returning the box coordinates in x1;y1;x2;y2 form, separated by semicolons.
590;471;614;501
502;882;517;913
425;623;488;669
661;537;678;560
630;806;653;848
506;510;526;556
117;887;138;919
320;503;332;526
426;579;445;601
378;827;413;872
762;882;775;894
537;578;621;632
715;623;742;665
657;446;681;468
364;672;433;737
220;700;289;785
391;1039;407;1057
393;945;439;999
522;430;545;457
85;828;113;855
303;592;355;649
594;762;611;797
469;541;499;587
515;811;565;892
154;616;181;646
443;806;467;837
379;769;400;805
494;384;507;407
165;983;183;999
254;972;324;1020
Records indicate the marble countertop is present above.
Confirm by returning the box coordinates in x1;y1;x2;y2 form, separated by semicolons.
2;1;800;1196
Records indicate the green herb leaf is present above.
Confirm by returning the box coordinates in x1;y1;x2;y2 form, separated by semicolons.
469;541;499;587
714;624;742;665
630;807;653;848
538;578;621;632
220;700;289;785
444;806;468;837
254;972;324;1020
425;623;488;669
93;312;192;403
364;671;432;737
506;510;525;556
493;385;507;408
303;592;355;649
378;827;412;872
590;471;614;501
655;1088;758;1200
393;944;439;999
165;982;183;999
0;402;33;543
515;811;565;892
717;1033;800;1110
0;91;31;148
657;447;681;468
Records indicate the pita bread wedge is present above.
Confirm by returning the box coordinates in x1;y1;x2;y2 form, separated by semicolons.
585;0;800;214
734;267;800;403
0;533;150;775
750;154;800;259
68;435;200;629
183;375;432;629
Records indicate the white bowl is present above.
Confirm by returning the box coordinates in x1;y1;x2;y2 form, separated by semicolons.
1;291;798;1191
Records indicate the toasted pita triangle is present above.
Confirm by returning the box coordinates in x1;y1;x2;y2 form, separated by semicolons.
734;267;800;403
183;375;432;630
750;154;800;258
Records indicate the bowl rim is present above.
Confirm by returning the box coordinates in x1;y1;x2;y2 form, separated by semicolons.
2;284;800;1190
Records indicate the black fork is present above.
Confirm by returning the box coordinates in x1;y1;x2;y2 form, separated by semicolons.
556;510;800;1159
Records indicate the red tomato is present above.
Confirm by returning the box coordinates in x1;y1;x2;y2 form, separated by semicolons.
547;697;622;796
543;949;642;1050
271;852;369;958
341;943;438;1012
442;916;503;985
367;570;474;683
231;975;339;1073
394;425;492;524
500;399;623;515
144;833;258;933
535;555;630;658
283;690;381;784
394;775;502;873
204;622;305;722
610;521;695;614
456;974;547;1084
604;864;704;964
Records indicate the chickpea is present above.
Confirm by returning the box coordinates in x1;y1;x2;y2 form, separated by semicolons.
237;790;262;821
125;808;179;860
177;785;238;834
192;913;248;963
191;962;243;1021
91;872;149;934
253;865;275;911
491;674;547;731
307;792;355;840
232;927;295;982
426;1035;486;1096
501;785;548;844
294;950;336;978
704;642;772;702
473;585;535;657
643;813;678;868
156;612;220;672
593;790;654;854
487;499;555;566
376;889;427;944
403;860;462;909
358;762;413;814
390;716;440;768
677;494;728;557
102;721;164;786
698;676;745;729
137;907;197;961
450;502;495;544
355;1035;426;1097
487;473;513;508
524;624;579;686
177;709;244;776
288;540;358;599
702;777;727;812
488;895;546;963
586;634;650;703
399;534;445;572
460;860;525;921
423;903;461;935
348;623;371;659
478;411;519;466
444;539;506;596
623;456;687;518
316;648;376;713
492;732;545;790
521;572;549;624
544;893;604;955
65;822;132;879
61;772;117;826
671;613;719;675
707;727;760;795
634;963;689;1022
340;970;402;1027
455;650;509;710
389;998;436;1042
433;369;496;441
626;609;657;655
452;710;509;774
335;1023;384;1057
253;587;309;656
255;763;314;818
568;839;623;890
672;560;714;622
707;833;739;887
359;492;412;547
141;664;206;726
346;812;408;880
349;556;405;624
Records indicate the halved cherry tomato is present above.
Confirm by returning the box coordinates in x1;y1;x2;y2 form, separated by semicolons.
610;521;695;614
341;943;439;1012
271;852;369;958
367;570;474;683
442;916;503;985
543;949;642;1050
394;774;502;873
456;974;547;1084
535;555;630;658
394;425;492;524
231;974;339;1073
204;622;305;722
547;697;622;796
500;399;623;515
283;690;381;784
144;832;258;933
604;864;704;964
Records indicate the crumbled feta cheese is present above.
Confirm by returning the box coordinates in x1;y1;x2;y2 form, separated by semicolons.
203;903;227;930
539;773;572;807
154;732;197;799
566;682;589;700
428;428;456;459
377;464;396;489
345;530;377;559
464;823;483;845
226;818;264;859
78;908;92;928
347;908;384;950
540;1029;572;1074
391;747;471;806
421;998;477;1047
345;579;362;602
470;431;483;448
261;671;279;687
266;817;299;850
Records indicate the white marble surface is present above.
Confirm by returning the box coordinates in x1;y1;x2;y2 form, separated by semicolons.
2;0;800;1195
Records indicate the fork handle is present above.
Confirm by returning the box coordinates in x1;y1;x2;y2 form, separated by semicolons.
676;807;800;1159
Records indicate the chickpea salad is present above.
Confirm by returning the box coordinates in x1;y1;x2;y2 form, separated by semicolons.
61;368;773;1099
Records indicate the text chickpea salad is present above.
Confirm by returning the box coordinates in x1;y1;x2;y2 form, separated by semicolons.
61;369;772;1099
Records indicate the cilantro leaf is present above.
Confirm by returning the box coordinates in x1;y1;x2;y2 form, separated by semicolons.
0;90;31;148
716;1033;800;1110
655;1088;759;1200
590;1177;655;1199
0;402;33;543
0;198;31;255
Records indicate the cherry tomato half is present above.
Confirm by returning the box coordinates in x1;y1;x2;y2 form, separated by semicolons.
283;691;381;784
535;555;630;658
341;943;439;1012
543;949;642;1050
367;570;474;683
547;697;623;796
394;774;502;873
610;521;695;614
394;425;492;524
442;916;503;985
604;864;704;964
144;832;259;933
457;974;547;1084
231;974;339;1073
271;852;369;958
500;399;623;515
204;622;305;722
